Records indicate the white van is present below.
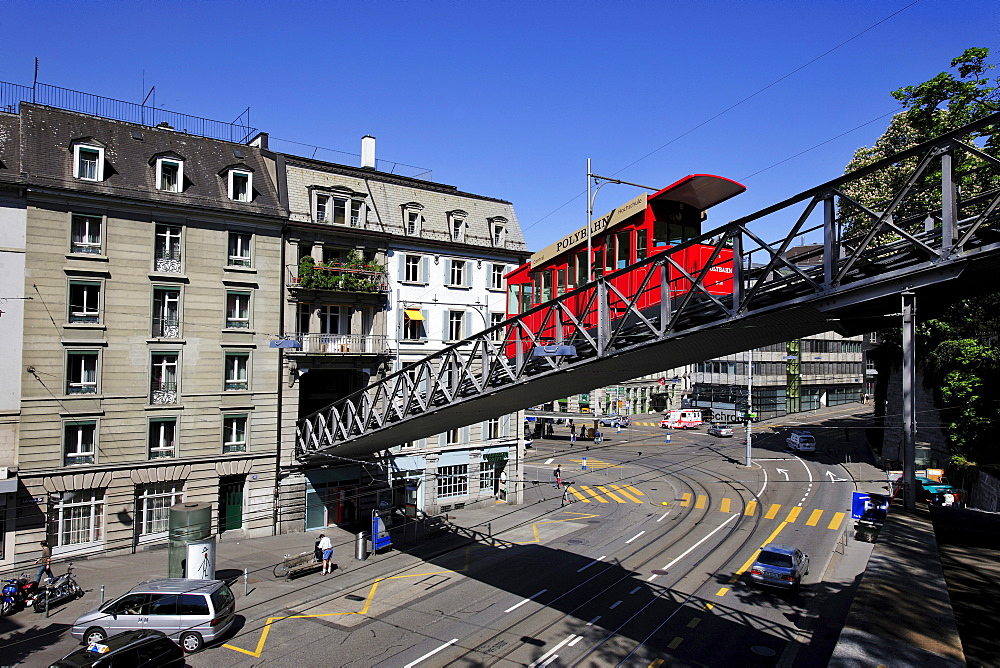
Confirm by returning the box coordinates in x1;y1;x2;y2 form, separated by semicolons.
786;430;816;454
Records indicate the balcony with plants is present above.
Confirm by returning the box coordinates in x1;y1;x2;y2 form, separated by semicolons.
288;251;389;295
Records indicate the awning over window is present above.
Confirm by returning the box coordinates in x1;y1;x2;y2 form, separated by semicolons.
404;309;424;320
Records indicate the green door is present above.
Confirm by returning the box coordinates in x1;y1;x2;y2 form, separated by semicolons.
219;477;244;532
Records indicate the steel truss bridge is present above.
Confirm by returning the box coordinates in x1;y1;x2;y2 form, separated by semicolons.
297;113;1000;461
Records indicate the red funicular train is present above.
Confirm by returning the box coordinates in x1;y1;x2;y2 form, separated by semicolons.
505;174;746;349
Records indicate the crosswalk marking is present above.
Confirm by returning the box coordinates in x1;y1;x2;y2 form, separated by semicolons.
680;493;692;507
597;486;626;503
745;500;757;516
568;487;590;503
765;503;780;519
624;485;645;497
806;509;823;526
720;498;731;513
579;486;609;503
828;511;846;530
611;485;643;503
695;495;707;509
785;507;802;523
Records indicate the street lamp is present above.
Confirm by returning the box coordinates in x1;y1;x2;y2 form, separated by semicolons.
586;159;658;283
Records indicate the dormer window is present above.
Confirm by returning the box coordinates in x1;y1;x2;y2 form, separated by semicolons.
312;187;366;225
402;202;424;236
155;157;184;193
489;216;508;246
226;167;253;202
71;139;106;181
449;210;468;243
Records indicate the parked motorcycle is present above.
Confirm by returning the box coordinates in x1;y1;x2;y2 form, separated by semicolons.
1;573;38;616
31;563;82;613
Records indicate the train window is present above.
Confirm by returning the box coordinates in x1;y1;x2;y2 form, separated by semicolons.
636;229;648;261
532;272;542;305
593;247;603;278
521;283;533;311
576;251;587;285
507;284;520;314
603;241;614;274
540;270;552;302
617;231;630;269
555;267;566;296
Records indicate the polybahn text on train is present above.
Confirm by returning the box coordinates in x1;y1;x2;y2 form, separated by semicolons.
504;174;747;355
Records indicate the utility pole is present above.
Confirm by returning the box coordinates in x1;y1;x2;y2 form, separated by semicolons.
902;291;917;510
745;349;754;467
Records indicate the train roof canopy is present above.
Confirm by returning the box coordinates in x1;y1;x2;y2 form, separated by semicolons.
649;174;746;210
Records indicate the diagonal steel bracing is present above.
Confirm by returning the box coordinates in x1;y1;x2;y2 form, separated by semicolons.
297;113;1000;461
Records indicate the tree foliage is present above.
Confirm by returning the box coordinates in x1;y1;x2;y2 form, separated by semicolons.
844;49;1000;464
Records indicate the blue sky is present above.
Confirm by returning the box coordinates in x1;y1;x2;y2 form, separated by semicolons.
2;0;997;250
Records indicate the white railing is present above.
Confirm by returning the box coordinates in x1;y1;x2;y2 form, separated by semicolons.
290;334;389;355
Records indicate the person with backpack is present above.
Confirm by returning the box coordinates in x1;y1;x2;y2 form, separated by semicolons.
553;465;562;489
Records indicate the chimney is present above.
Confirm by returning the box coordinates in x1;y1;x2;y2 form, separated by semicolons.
361;135;376;170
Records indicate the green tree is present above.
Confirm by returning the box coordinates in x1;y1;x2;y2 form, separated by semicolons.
844;48;1000;465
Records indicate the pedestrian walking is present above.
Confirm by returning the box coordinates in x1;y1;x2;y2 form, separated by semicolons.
553;465;562;489
34;541;53;584
546;423;554;438
318;533;334;575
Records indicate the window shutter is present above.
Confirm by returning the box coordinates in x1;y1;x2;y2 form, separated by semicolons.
421;257;430;284
442;311;449;341
397;308;404;339
461;426;470;444
465;261;473;287
444;258;452;285
464;311;474;338
501;413;510;437
420;309;428;340
398;256;406;281
438;433;446;448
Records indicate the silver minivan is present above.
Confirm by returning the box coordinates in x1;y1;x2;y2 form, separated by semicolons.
70;578;235;653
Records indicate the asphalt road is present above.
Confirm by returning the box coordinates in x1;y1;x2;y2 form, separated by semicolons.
179;408;865;667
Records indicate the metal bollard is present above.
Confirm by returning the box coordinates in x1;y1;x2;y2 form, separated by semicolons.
244;568;248;596
100;584;105;607
355;531;369;561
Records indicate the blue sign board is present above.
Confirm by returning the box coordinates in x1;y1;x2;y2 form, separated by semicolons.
372;514;392;550
851;492;888;525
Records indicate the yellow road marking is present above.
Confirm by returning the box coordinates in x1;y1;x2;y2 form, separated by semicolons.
806;509;823;526
716;587;729;597
687;617;702;629
744;500;757;516
828;511;846;530
611;485;643;503
720;498;731;513
680;492;692;507
570;458;619;469
765;503;780;519
703;602;715;611
785;507;802;523
668;636;684;649
568;487;590;503
625;485;645;497
648;660;665;668
580;485;609;503
597;485;626;503
695;495;707;509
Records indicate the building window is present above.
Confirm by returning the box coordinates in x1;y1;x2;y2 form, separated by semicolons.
154;224;182;273
403;310;425;340
437;465;468;499
70;214;102;254
490;264;505;290
404;255;421;283
227;232;252;267
486;418;500;440
226;291;251;329
152;287;181;338
491;219;506;246
137;483;183;537
156;158;183;192
148;418;177;459
490;312;505;341
449;259;466;287
228;170;252;202
316;194;330;222
452;218;466;242
297;302;312;334
330;197;347;225
68;281;100;324
64;421;96;466
150;353;178;405
448;310;464;341
225;352;249;391
319;304;340;334
446;428;460;445
66;351;98;395
350;200;363;226
402;204;424;235
54;490;104;549
223;414;248;453
73;144;104;181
